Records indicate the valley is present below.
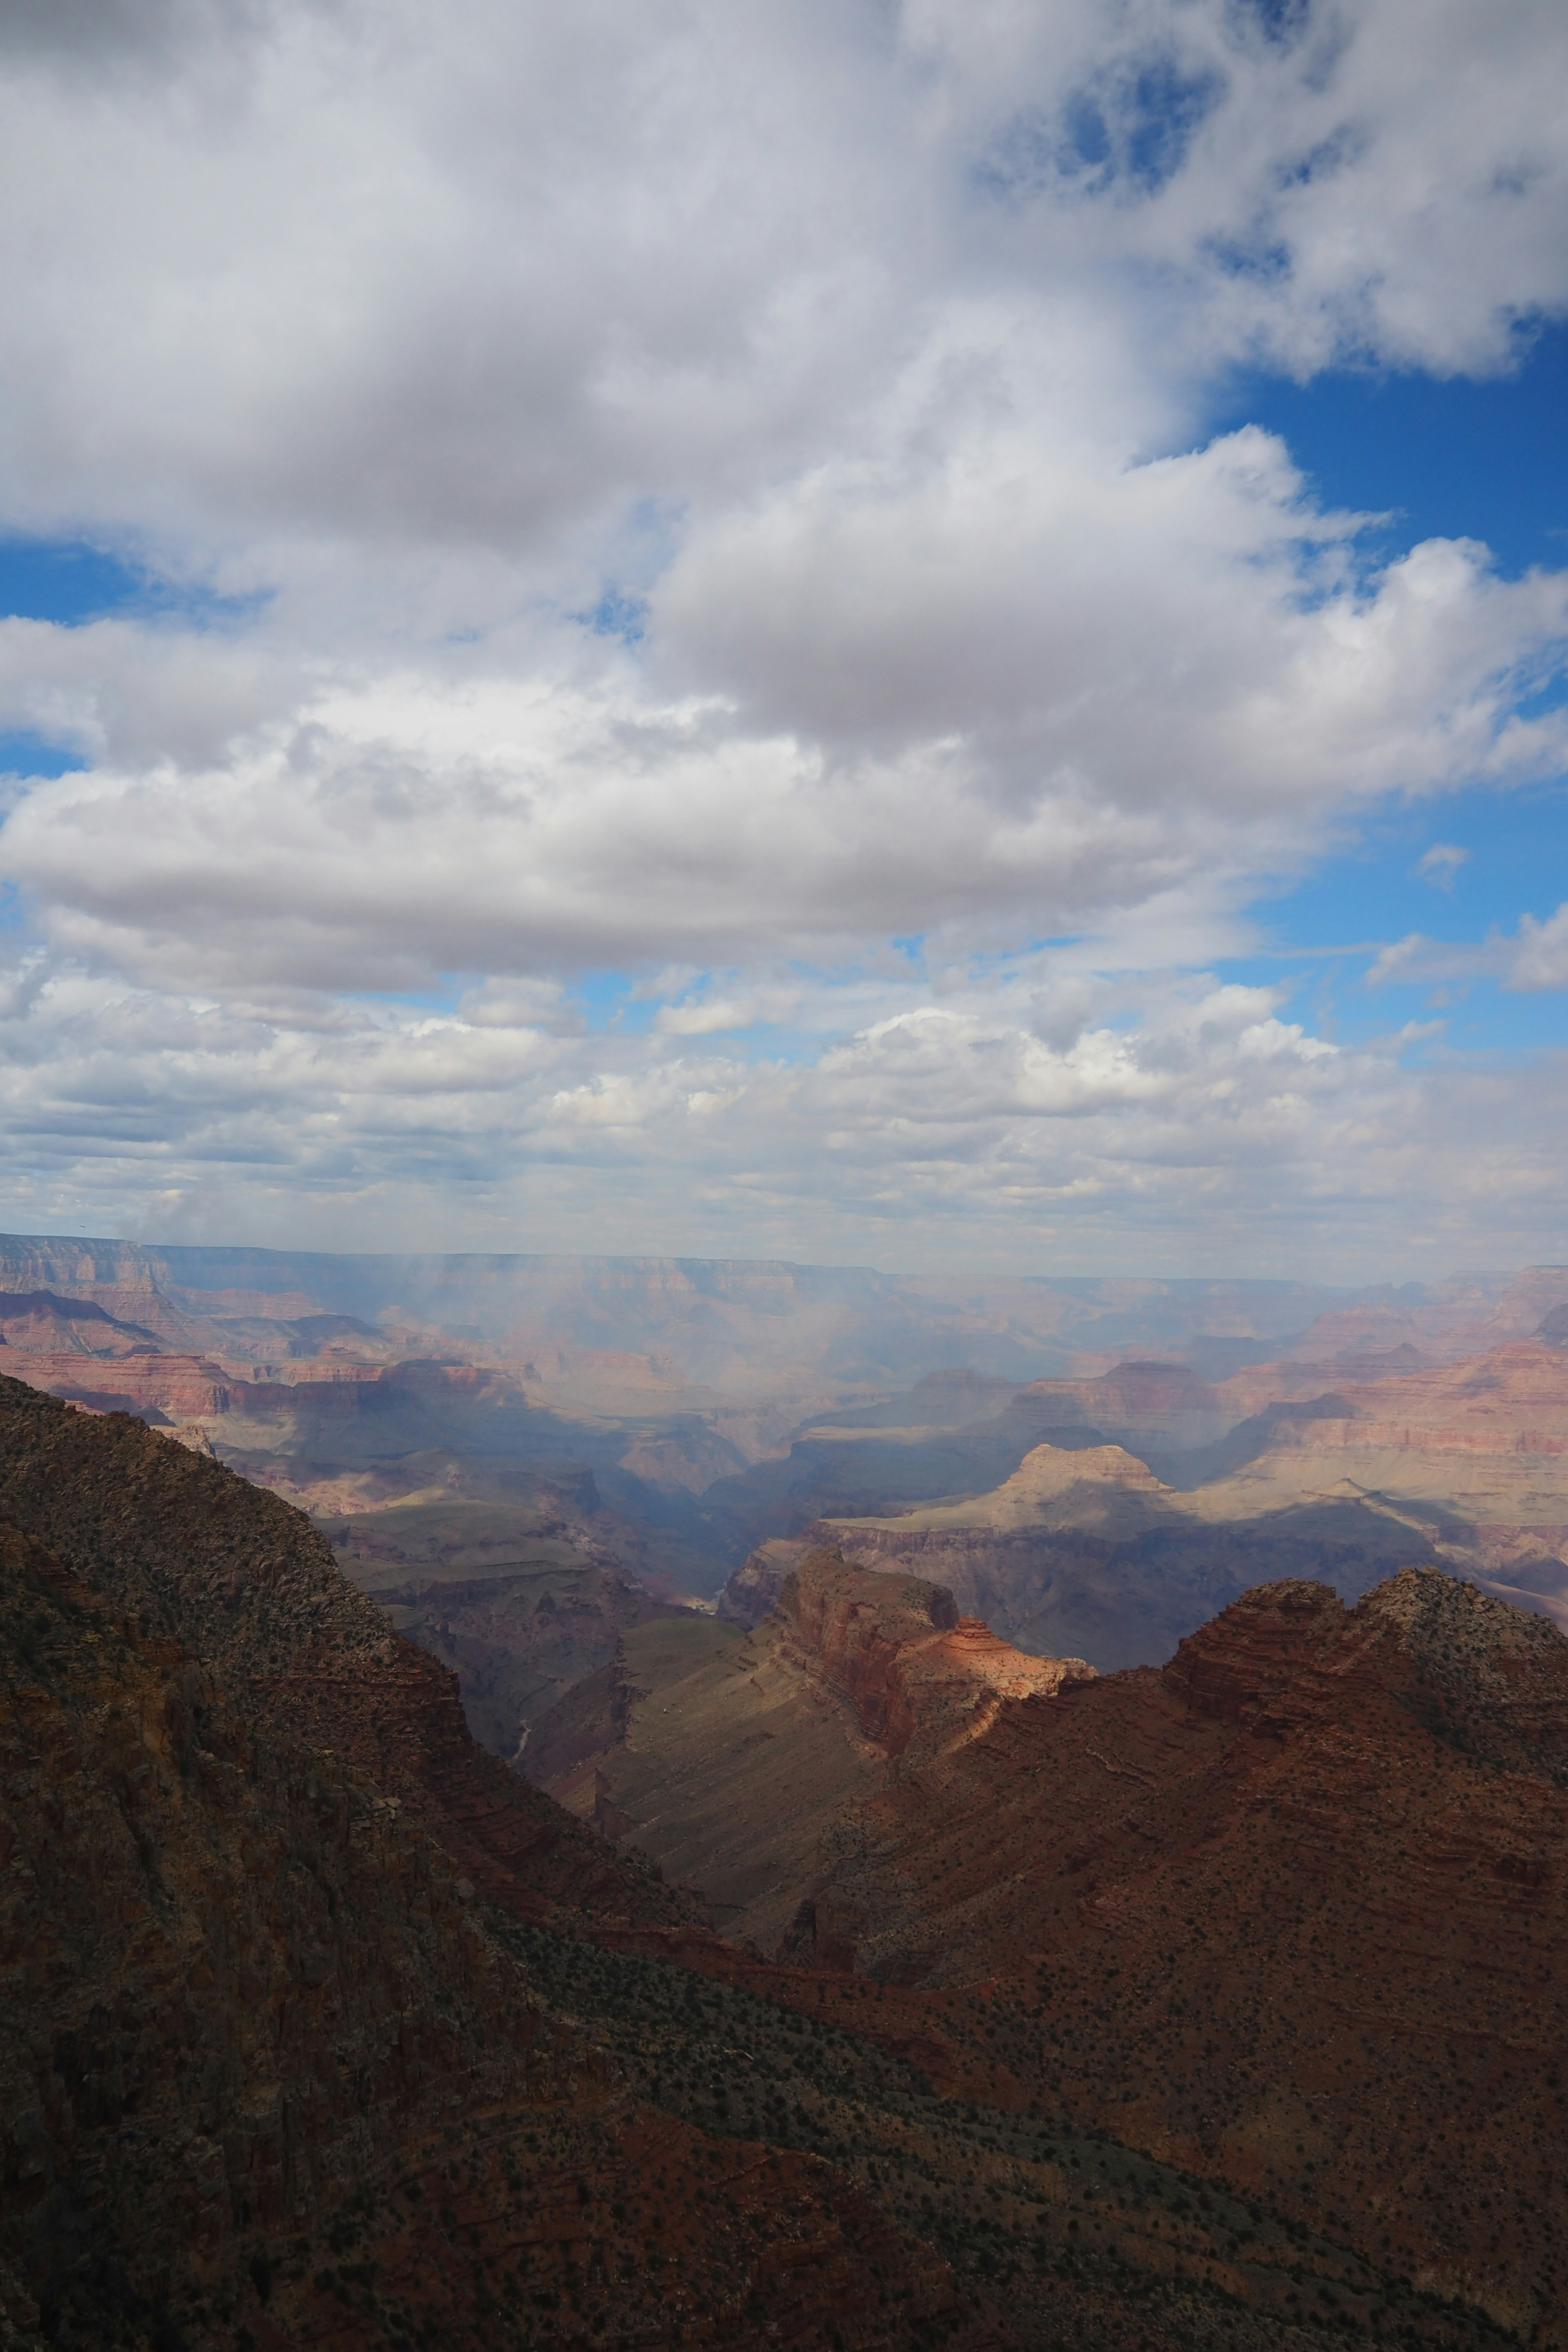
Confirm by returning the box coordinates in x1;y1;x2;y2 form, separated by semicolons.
4;1237;1568;1739
7;1234;1568;2345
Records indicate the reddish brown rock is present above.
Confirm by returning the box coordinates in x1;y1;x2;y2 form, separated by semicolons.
777;1548;1094;1762
0;1379;1011;2352
785;1568;1568;2339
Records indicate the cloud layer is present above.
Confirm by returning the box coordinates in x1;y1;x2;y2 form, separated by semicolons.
0;0;1566;1273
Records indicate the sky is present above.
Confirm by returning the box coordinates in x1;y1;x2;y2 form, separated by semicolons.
0;0;1566;1281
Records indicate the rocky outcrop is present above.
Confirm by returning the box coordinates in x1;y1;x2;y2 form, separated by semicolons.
531;1548;1092;1951
775;1548;1094;1762
782;1565;1568;2337
0;1376;690;1933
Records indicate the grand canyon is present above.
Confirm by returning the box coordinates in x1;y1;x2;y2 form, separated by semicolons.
5;1234;1568;2348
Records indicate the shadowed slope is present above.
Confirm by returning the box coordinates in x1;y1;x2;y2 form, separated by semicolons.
0;1376;687;1930
793;1570;1568;2337
530;1548;1092;1949
0;1383;1012;2351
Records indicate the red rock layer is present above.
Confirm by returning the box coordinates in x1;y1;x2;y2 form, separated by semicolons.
777;1548;1094;1762
783;1570;1568;2339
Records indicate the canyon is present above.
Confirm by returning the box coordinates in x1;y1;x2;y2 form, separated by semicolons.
9;1345;1568;2333
4;1229;1568;1791
541;1544;1568;2344
528;1549;1094;1947
6;1370;1562;2346
9;1232;1568;2343
812;1335;1568;1665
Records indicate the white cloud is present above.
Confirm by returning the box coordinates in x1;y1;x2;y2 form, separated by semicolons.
1371;902;1568;994
1414;841;1470;888
0;0;1564;1269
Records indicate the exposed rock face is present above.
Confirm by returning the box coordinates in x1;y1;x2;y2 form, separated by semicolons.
786;1566;1568;2336
820;1439;1442;1670
776;1550;1094;1764
531;1548;1091;1950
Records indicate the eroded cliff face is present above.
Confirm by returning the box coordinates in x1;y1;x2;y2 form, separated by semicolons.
530;1550;1093;1951
787;1567;1568;2339
774;1550;1094;1764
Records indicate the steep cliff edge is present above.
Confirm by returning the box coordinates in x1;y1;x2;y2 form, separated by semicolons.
530;1548;1091;1948
775;1548;1094;1763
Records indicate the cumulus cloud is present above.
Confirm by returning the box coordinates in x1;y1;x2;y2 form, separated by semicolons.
0;0;1564;1268
6;536;1564;994
0;958;1564;1276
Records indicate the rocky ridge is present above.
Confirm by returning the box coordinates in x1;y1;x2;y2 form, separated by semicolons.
770;1568;1568;2336
0;1378;1019;2350
0;1378;687;1931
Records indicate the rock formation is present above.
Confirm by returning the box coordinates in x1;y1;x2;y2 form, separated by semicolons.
775;1567;1568;2336
815;1438;1443;1669
531;1548;1092;1951
0;1379;1013;2350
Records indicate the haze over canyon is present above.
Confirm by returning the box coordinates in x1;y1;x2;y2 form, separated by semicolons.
4;1230;1568;2346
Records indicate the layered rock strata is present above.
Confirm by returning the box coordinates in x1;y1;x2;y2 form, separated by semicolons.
531;1548;1091;1948
780;1568;1568;2338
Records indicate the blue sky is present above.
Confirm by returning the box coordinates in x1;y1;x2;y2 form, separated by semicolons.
1202;323;1568;1060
